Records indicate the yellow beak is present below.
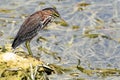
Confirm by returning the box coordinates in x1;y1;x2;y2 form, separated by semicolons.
55;17;68;27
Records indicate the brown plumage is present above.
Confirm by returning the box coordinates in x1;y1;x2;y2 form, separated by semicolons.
12;8;60;49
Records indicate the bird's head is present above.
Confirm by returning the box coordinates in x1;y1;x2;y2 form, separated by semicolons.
42;7;67;26
42;7;60;19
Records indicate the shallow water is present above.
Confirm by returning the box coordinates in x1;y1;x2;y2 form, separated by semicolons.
1;0;120;80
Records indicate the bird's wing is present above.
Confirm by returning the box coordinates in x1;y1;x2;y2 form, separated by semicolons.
12;13;43;49
17;14;42;38
17;14;52;38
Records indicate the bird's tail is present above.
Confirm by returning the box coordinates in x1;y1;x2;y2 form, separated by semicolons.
12;37;23;49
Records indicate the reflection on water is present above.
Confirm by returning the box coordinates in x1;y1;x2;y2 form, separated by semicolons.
0;0;120;79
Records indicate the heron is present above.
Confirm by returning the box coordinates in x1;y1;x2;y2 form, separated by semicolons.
12;7;63;55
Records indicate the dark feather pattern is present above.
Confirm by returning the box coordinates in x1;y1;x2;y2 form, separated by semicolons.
12;12;43;49
12;7;60;49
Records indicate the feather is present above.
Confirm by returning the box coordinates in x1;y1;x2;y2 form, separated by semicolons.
12;12;43;49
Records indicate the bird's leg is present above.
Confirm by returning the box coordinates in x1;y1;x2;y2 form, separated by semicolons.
25;40;33;55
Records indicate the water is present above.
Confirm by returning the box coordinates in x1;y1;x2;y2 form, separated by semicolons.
0;0;120;80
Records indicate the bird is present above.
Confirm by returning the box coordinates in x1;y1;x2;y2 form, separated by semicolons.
12;7;63;55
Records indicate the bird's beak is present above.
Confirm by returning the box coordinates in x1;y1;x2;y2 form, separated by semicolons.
55;17;68;27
